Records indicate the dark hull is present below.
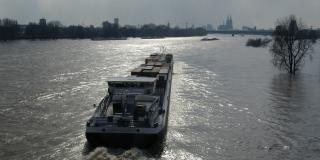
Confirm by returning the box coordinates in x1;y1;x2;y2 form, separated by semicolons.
86;126;167;148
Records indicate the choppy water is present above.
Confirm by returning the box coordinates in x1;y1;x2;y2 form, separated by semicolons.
0;35;320;160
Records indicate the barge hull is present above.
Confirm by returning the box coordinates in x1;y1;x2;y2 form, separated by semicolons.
86;128;167;148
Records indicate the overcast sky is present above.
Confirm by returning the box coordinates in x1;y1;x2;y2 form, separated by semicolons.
0;0;319;29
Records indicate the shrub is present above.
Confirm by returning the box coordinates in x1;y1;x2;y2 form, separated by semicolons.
246;38;271;47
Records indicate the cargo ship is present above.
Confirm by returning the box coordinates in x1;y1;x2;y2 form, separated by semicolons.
85;53;173;147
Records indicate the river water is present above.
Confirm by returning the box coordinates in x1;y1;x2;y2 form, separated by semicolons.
0;35;320;160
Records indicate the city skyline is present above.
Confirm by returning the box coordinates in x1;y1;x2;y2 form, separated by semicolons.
1;0;320;29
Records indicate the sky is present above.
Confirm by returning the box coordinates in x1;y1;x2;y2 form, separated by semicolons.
0;0;319;29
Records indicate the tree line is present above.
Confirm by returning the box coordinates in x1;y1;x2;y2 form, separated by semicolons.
0;18;207;40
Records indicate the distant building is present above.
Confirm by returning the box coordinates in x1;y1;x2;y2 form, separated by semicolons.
39;18;46;26
102;21;112;29
206;24;214;31
114;18;119;27
218;16;233;31
103;18;119;28
242;26;257;31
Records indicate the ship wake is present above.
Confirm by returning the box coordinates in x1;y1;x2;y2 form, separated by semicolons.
84;147;148;160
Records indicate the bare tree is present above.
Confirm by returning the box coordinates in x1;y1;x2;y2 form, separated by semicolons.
270;15;315;75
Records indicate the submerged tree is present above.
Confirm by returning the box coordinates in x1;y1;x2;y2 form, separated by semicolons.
270;15;315;75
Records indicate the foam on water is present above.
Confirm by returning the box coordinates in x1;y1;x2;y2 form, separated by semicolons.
84;147;148;160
